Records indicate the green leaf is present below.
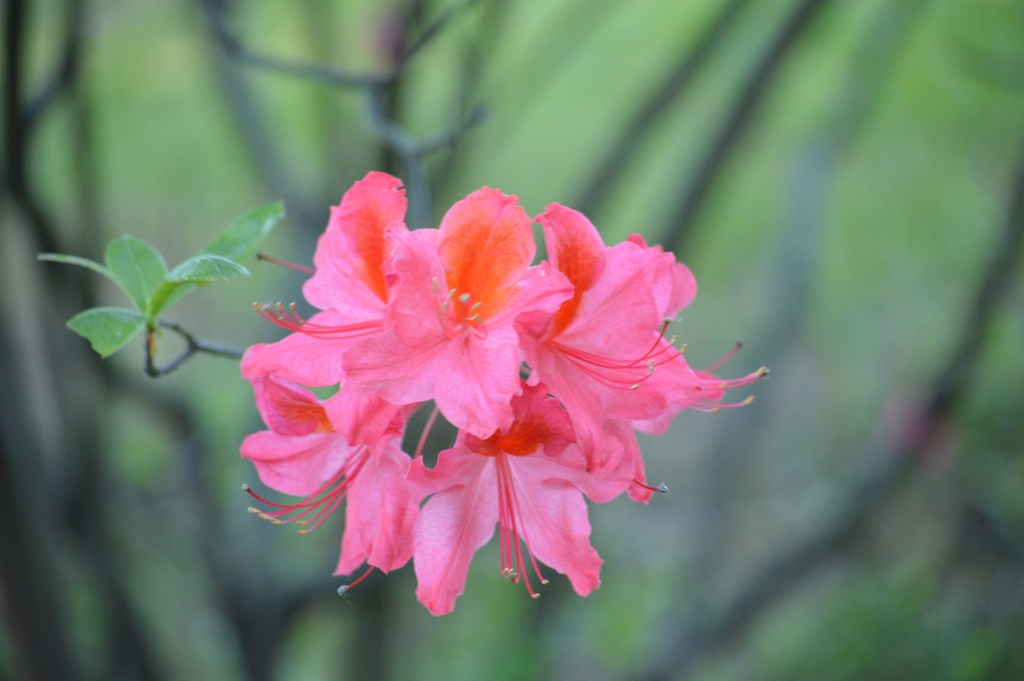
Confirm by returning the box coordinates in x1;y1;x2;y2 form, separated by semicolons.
104;236;168;315
67;307;147;358
202;201;284;261
38;252;122;286
169;254;250;283
148;255;250;318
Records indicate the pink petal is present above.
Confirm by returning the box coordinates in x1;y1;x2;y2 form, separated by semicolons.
536;203;607;334
242;309;366;386
335;443;416;575
410;453;497;616
505;463;603;596
240;430;349;497
323;384;409;449
439;187;535;321
304;171;407;314
249;374;332;436
344;227;529;437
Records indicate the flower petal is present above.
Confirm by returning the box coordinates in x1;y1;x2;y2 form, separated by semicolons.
439;187;534;320
335;443;416;575
240;430;349;497
536;203;607;335
249;375;332;436
304;171;406;313
410;453;497;616
242;309;365;386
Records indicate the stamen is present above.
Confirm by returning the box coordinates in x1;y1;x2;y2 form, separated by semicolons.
253;301;381;339
414;406;440;459
241;446;372;533
337;566;377;597
552;326;678;391
633;479;670;495
494;454;547;601
705;338;744;372
256;252;316;275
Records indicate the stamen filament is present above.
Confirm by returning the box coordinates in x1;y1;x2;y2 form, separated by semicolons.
256;252;316;275
337;566;377;597
253;302;381;339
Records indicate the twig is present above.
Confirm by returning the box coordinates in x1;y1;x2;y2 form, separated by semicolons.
144;320;245;378
23;0;85;130
200;0;490;229
200;0;483;90
414;104;488;157
664;0;836;255
199;0;385;88
366;84;431;227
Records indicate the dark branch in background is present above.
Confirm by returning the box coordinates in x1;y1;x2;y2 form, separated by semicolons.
200;0;482;90
648;3;935;676
22;0;86;130
202;0;320;232
664;0;836;255
144;320;245;378
574;0;752;218
428;0;508;200
198;0;488;228
634;131;1024;681
3;1;170;679
415;104;489;156
0;3;84;678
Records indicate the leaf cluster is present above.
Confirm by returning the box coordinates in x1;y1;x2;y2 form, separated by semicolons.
38;202;284;357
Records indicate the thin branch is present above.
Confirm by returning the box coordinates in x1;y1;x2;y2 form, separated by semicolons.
200;0;482;90
414;104;488;157
199;0;385;88
575;0;752;218
396;0;486;72
634;132;1024;681
23;0;85;130
676;0;933;628
664;0;836;255
144;320;244;378
367;85;430;227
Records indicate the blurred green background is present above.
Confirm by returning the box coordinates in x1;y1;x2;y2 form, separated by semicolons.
3;0;1024;680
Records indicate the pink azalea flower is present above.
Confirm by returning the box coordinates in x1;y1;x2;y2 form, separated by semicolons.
517;204;765;492
240;375;417;575
407;382;626;616
343;187;572;438
244;171;408;386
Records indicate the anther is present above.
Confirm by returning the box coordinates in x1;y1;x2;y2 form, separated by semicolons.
247;507;284;524
458;292;471;305
337;566;376;596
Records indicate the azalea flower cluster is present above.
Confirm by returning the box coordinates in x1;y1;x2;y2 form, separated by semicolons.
240;171;764;615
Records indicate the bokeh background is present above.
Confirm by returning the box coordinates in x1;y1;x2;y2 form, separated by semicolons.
3;0;1024;679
